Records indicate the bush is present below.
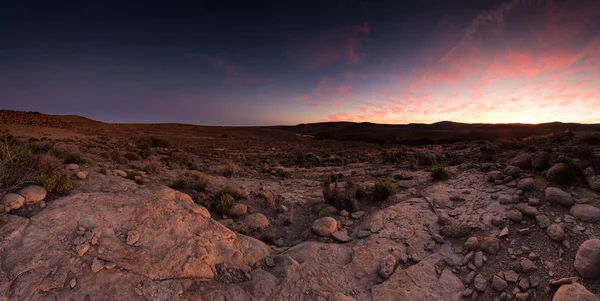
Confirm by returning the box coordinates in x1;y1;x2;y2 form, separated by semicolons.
217;161;239;177
124;152;141;161
327;173;344;183
125;171;141;180
0;139;38;198
37;169;72;194
373;178;396;202
431;167;450;181
322;179;359;212
170;178;186;190
214;193;235;214
190;173;209;191
143;159;162;174
217;185;245;200
62;152;85;164
37;153;62;172
260;190;277;209
99;167;107;175
355;184;367;199
150;137;170;148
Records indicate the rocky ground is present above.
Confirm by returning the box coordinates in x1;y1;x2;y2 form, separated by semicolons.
1;119;600;301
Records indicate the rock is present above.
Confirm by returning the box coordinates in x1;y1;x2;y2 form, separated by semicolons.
492;216;505;226
440;222;471;238
473;274;487;291
570;204;600;222
75;171;88;180
547;163;571;184
1;193;25;211
18;185;47;203
515;292;529;301
474;251;484;268
431;233;445;243
528;198;540;206
278;204;288;213
331;230;351;242
516;203;538;217
574;239;600;279
318;205;338;217
504;270;519;283
311;217;337;236
508;153;532;169
357;230;371;238
587;175;600;192
464;237;480;250
91;258;105;273
547;224;566;242
498;194;516;204
227;203;248;217
487;171;502;182
464;271;475;284
114;169;127;177
379;254;397;279
553;283;599;301
536;214;551;229
517;178;534;190
126;230;141;246
505;166;522;177
69;278;77;288
351;211;365;219
480;236;500;254
545;187;575;207
520;258;537;272
518;277;530;290
499;227;509;238
66;163;79;170
492;275;508;291
507;210;523;222
339;210;349;217
245;213;270;230
532;152;551;171
76;243;90;256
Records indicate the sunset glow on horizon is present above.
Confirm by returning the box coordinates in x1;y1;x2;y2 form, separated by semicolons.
1;0;599;126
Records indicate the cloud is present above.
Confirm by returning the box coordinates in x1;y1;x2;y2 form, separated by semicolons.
200;57;273;85
291;22;370;69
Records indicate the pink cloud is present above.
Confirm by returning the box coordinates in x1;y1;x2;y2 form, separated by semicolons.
201;57;273;85
291;23;370;69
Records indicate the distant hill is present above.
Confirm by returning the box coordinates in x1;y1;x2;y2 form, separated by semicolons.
0;110;72;128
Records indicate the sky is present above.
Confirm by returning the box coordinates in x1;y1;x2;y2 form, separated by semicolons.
1;0;599;126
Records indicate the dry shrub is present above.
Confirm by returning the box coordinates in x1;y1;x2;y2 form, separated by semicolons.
143;158;162;174
259;190;277;209
0;139;38;198
109;150;127;164
218;161;240;178
38;153;62;172
322;178;359;212
190;173;209;192
52;142;80;157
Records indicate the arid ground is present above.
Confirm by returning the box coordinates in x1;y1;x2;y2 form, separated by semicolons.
1;110;600;301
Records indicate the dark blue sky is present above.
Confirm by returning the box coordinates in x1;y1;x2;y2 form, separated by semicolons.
1;0;599;125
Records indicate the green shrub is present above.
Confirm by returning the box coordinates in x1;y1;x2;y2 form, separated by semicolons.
124;152;141;161
217;185;245;200
373;178;396;202
431;167;450;181
37;169;72;194
170;178;186;190
214;193;235;214
99;167;107;175
190;173;209;191
327;173;344;183
62;152;85;164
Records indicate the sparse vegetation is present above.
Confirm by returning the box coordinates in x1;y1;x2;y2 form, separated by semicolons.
217;161;240;177
0;138;38;198
99;167;107;175
62;152;86;164
373;178;396;202
37;169;72;194
170;177;186;190
214;193;235;214
216;185;245;200
355;184;367;199
124;152;141;161
125;171;141;180
260;190;277;209
189;173;209;191
431;166;450;181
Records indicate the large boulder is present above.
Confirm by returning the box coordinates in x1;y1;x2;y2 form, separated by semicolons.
18;185;47;204
508;153;532;169
575;239;600;279
311;217;337;236
0;181;270;300
587;175;600;192
547;163;572;184
545;187;575;207
1;193;25;211
553;283;599;301
570;204;600;222
245;213;270;230
532;152;551;171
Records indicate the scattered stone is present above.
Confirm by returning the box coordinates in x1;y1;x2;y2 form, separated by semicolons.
463;251;475;265
462;288;473;297
536;214;551;229
480;236;501;254
499;194;516;204
18;185;47;204
518;277;530;290
431;233;445;244
492;216;505;226
504;270;519;283
518;228;530;235
473;274;487;291
587;175;600;192
1;193;25;211
425;240;436;251
278;205;288;213
357;230;371;238
311;217;337;236
507;209;523;222
529;276;540;287
516;203;538;217
505;166;522;177
76;171;88;180
331;230;351;242
464;271;475;284
549;278;573;286
91;258;105;273
76;243;90;256
520;258;537;272
464;237;479;250
115;169;127;177
69;278;77;288
265;257;275;267
440;222;471;238
350;211;365;219
528;198;540;206
492;275;508;291
227;203;248;217
517;178;534;191
245;213;270;230
564;214;576;223
545;187;575;207
339;210;349;217
574;239;600;279
474;251;484;268
378;254;397;279
487;171;503;182
547;224;566;242
318;205;338;217
532;152;551;171
552;283;599;301
547;163;571;184
66;163;79;170
515;292;529;301
508;153;532;169
499;227;509;238
570;204;600;222
126;230;141;246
